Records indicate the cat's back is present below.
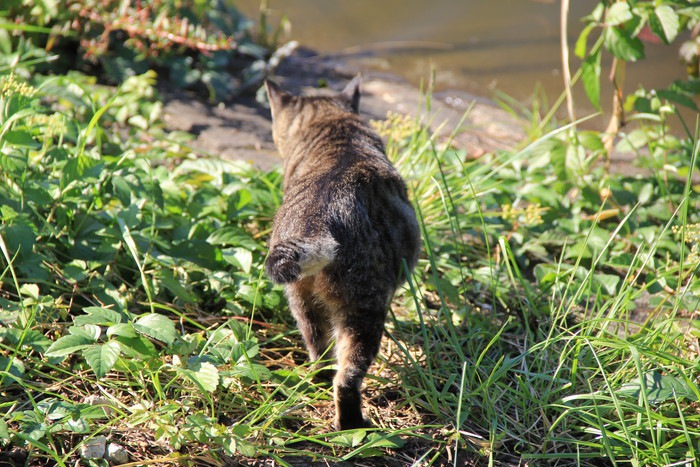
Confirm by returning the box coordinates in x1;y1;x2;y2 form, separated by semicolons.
285;115;411;225
313;121;419;285
266;79;420;286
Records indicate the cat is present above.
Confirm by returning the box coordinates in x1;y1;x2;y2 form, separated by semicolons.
264;76;421;430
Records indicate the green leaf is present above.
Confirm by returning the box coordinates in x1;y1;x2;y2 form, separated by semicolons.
207;227;250;246
565;142;586;181
0;28;11;55
69;324;101;341
575;23;597;59
581;49;602;111
0;418;10;440
134;313;177;345
45;334;95;357
0;356;25;386
649;5;680;44
74;307;123;326
3;130;40;148
593;273;620;295
158;268;198;304
637;182;654;205
111;176;132;206
534;138;567;180
534;264;558;285
82;341;120;378
604;27;645;62
2;223;36;263
62;261;89;283
167;240;223;269
227;188;254;218
578;131;605;152
233;363;271;381
186;361;219;392
0;329;51;353
115;335;158;359
20;283;40;300
618;372;699;404
330;429;367;447
565;240;593;260
128;115;149;130
230;437;257;458
616;129;649;152
657;88;699;112
606;2;633;26
106;323;138;338
62;417;90;434
365;432;406;449
225;247;253;274
61;155;100;189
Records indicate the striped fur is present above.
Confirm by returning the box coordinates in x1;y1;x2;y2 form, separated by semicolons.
265;77;420;430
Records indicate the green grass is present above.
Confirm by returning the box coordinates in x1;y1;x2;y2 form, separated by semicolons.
1;64;699;466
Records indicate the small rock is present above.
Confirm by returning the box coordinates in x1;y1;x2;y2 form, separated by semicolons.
106;443;130;465
83;395;115;417
79;435;107;459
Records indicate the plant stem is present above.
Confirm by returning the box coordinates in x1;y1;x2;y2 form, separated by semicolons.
603;57;626;171
560;0;576;125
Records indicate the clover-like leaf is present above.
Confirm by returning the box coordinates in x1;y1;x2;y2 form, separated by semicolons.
134;313;177;345
46;334;95;357
618;372;698;404
649;5;679;44
82;341;121;378
188;361;220;393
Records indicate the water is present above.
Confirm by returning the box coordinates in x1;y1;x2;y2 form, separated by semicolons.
238;0;688;119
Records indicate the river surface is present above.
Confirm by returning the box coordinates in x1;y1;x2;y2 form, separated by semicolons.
237;0;688;119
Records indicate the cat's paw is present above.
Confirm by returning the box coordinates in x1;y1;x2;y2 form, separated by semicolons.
333;415;372;431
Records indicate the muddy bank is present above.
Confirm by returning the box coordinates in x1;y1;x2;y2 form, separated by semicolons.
163;46;674;183
163;47;525;169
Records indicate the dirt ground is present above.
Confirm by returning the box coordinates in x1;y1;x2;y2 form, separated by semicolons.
162;46;526;170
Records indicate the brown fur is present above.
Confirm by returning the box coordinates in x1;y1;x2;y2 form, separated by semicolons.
265;77;420;430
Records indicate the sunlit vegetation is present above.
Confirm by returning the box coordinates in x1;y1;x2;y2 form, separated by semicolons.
1;1;699;465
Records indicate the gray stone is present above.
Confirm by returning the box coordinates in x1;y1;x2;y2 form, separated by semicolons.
79;435;107;460
106;442;130;465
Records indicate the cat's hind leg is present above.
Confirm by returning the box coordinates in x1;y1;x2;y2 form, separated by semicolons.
286;279;334;379
332;312;385;430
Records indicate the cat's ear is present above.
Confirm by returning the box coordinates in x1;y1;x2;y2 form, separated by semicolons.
341;75;361;113
265;80;290;118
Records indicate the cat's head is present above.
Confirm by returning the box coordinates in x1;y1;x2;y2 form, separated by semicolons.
265;76;362;150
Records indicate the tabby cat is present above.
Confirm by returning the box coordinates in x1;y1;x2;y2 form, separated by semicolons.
265;76;420;430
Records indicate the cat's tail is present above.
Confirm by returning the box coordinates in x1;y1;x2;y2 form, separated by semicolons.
266;235;338;284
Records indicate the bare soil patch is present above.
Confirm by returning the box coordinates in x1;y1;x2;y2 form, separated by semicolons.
162;47;525;170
